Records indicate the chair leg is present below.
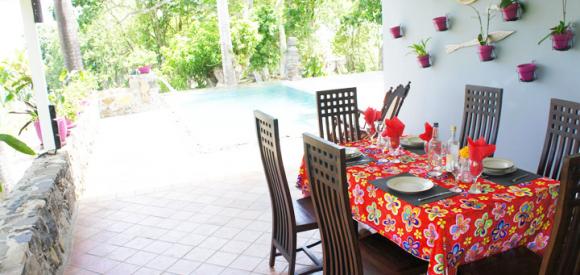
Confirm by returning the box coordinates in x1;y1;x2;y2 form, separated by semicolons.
287;255;296;275
269;244;276;267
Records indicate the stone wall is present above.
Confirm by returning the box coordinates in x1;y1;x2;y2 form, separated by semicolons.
99;74;161;118
0;152;75;275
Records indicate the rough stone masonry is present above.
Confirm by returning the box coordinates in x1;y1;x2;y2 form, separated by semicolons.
0;153;75;275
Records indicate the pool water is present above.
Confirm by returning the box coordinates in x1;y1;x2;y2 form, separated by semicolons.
168;84;317;151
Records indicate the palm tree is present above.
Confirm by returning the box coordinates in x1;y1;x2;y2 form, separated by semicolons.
54;0;83;71
216;0;237;86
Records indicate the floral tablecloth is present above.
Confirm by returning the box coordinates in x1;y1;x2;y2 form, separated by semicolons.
297;139;559;275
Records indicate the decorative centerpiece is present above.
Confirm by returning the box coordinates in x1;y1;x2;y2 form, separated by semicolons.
538;0;575;51
390;25;403;39
408;38;432;68
433;16;449;31
500;0;524;21
517;63;537;82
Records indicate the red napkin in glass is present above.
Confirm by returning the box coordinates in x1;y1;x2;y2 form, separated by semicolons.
418;122;433;142
468;137;496;176
363;107;381;133
382;117;405;137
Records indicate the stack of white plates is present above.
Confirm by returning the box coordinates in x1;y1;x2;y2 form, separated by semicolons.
483;158;517;176
345;147;364;160
401;136;424;148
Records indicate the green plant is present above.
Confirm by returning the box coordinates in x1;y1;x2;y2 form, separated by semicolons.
408;38;431;56
9;100;38;135
50;70;95;122
469;5;495;45
0;134;35;155
538;0;571;45
0;51;33;105
249;6;280;73
302;55;325;78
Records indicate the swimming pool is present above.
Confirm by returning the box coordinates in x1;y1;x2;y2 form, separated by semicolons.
167;84;318;151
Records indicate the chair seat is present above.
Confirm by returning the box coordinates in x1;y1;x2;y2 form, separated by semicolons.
359;234;428;275
294;197;318;232
458;246;541;275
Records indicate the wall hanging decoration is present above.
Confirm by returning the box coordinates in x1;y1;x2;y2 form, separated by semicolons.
457;0;478;4
433;16;450;31
538;0;574;51
390;25;403;39
446;31;515;53
408;38;432;68
500;0;524;21
517;63;537;82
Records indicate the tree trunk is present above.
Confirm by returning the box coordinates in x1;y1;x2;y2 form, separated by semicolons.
275;0;287;78
54;0;83;71
216;0;237;86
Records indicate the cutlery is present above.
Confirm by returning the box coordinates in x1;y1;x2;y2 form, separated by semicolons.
418;191;454;202
511;174;530;183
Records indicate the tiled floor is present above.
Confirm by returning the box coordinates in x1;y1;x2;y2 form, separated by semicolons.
65;108;321;275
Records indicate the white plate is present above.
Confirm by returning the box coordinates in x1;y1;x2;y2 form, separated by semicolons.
484;166;518;176
483;158;514;170
387;177;434;194
345;148;363;160
401;136;424;148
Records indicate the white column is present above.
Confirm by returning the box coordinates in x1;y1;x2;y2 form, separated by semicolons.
19;0;56;151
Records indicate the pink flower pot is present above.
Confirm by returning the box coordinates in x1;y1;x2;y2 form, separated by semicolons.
433;16;448;31
552;31;574;51
33;118;68;146
390;26;402;39
417;55;431;68
517;63;537;82
478;45;495;61
501;3;520;21
138;65;151;74
33;120;43;144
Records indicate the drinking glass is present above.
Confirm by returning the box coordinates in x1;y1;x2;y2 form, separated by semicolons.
427;144;444;178
366;125;377;148
468;159;484;194
377;135;390;163
387;136;402;163
449;158;466;193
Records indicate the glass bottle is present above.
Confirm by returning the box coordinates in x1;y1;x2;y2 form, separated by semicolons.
445;125;459;172
427;122;443;177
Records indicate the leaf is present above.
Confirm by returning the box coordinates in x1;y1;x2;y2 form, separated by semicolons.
17;120;33;136
0;134;35;155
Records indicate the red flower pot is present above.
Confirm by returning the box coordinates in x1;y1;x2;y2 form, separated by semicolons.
390;26;402;39
517;63;537;82
501;3;520;21
552;31;574;51
433;16;448;31
138;65;151;74
417;55;431;68
477;45;495;61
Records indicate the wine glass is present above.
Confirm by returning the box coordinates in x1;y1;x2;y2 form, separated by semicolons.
449;158;465;193
365;124;377;148
377;135;390;163
468;159;484;194
387;136;402;163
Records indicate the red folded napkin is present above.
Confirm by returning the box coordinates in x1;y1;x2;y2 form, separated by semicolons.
382;117;405;138
467;137;496;162
418;122;433;142
363;107;382;133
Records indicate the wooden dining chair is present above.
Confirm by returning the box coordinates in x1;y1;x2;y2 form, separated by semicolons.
381;82;411;122
459;154;580;275
316;88;361;143
254;111;322;275
537;98;580;180
303;133;428;275
459;85;503;147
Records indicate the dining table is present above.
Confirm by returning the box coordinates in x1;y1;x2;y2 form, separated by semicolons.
296;138;560;275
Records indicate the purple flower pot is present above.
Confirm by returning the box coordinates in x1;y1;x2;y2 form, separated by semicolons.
138;65;151;74
418;55;431;68
501;3;520;21
478;45;495;61
552;31;574;51
433;16;448;31
390;26;402;39
517;63;537;82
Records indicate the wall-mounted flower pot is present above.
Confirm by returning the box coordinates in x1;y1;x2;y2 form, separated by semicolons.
501;3;521;21
390;25;403;39
517;63;537;82
33;118;68;146
552;30;574;51
433;16;449;31
417;55;431;68
477;45;495;62
138;65;151;74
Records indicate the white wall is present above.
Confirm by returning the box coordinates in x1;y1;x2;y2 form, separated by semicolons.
382;0;580;171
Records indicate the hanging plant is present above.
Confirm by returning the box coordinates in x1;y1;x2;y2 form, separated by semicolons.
499;0;524;21
408;38;432;68
538;0;574;51
470;5;497;61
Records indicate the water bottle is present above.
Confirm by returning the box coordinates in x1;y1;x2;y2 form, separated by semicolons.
446;125;459;172
427;122;444;177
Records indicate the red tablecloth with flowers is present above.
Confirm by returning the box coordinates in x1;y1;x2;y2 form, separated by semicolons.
296;139;559;275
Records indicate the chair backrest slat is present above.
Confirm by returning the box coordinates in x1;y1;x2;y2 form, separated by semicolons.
303;133;362;275
317;88;361;143
460;85;503;147
381;82;411;122
537;99;580;180
540;154;580;275
254;110;296;257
